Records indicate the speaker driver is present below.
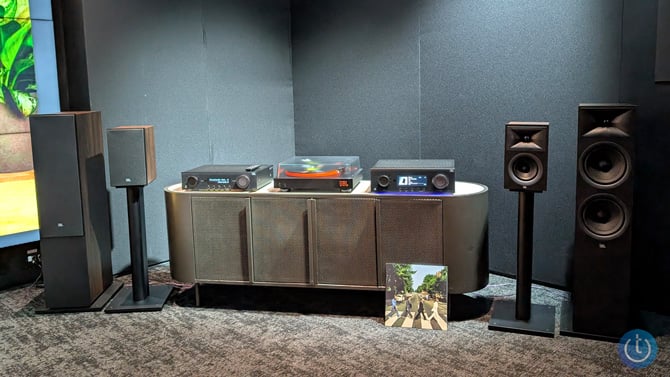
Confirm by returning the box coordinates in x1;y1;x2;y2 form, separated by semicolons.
508;153;543;187
579;142;630;189
579;194;629;241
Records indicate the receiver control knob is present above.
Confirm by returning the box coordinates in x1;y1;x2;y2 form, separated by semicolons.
235;174;251;190
432;174;449;190
185;176;198;189
377;175;391;188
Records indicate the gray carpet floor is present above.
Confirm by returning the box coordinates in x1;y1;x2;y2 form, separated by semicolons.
1;264;668;376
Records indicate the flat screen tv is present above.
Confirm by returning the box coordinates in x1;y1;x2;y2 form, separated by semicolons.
0;0;58;248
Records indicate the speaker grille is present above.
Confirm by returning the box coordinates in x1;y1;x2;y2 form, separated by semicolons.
30;114;85;237
107;125;156;187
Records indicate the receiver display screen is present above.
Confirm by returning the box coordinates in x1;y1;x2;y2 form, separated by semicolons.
397;175;427;187
208;178;231;184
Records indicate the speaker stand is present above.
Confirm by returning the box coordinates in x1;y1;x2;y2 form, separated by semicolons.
35;281;123;314
488;191;556;337
106;186;172;313
559;301;621;342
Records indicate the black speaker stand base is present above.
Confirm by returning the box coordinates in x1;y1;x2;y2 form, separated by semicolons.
35;281;124;314
104;285;173;313
559;301;621;343
488;300;556;338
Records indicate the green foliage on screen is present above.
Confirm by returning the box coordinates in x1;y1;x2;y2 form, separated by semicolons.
0;0;36;118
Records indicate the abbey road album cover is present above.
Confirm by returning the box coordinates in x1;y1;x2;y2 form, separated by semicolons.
384;263;448;330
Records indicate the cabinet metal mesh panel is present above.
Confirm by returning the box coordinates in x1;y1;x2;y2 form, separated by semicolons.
192;197;250;282
315;198;377;286
378;198;443;285
251;198;310;284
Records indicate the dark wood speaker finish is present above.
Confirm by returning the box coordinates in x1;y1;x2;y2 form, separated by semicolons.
504;122;549;192
107;125;156;187
572;103;636;337
29;111;113;309
192;197;251;282
251;198;311;285
314;198;378;287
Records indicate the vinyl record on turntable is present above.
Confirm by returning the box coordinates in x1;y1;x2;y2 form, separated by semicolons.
274;156;362;192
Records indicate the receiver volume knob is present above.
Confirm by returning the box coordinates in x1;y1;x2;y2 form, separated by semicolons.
432;174;449;190
186;176;198;189
377;175;391;188
235;174;251;190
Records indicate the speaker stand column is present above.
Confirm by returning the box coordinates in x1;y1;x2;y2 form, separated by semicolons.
489;191;556;337
105;186;172;313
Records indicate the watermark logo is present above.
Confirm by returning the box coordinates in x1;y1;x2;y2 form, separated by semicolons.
618;329;657;369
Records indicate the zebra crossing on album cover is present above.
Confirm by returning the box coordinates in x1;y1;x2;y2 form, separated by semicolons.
384;263;448;331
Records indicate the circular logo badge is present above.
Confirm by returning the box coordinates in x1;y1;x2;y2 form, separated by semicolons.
618;329;658;369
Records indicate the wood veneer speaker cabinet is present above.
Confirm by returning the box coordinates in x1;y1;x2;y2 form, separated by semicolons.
165;181;489;294
29;111;113;309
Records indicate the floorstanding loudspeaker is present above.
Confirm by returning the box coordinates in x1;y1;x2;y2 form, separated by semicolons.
561;103;636;340
29;111;122;312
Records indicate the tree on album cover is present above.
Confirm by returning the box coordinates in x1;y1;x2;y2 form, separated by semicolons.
384;263;448;330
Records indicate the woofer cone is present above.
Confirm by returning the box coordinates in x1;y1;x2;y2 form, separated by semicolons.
579;142;630;189
508;153;542;187
579;194;629;241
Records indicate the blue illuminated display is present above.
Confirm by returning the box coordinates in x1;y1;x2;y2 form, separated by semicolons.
208;178;230;184
398;175;427;187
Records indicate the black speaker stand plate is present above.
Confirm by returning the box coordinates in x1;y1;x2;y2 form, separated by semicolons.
489;300;556;338
35;281;124;314
559;301;621;342
104;285;173;313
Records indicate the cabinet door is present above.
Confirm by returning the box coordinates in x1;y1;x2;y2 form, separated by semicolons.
378;198;443;285
315;198;378;287
251;198;310;284
192;197;251;282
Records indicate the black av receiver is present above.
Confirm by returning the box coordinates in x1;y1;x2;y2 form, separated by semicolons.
181;164;273;191
371;159;455;193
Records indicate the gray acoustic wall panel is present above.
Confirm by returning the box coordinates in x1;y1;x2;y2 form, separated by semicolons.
75;0;648;291
81;0;294;273
203;0;295;165
290;0;623;287
620;0;670;314
419;0;622;286
291;0;422;176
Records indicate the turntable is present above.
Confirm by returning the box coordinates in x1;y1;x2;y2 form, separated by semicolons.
273;156;363;192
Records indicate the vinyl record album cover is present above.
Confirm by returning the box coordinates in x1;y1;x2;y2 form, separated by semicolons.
384;263;448;330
